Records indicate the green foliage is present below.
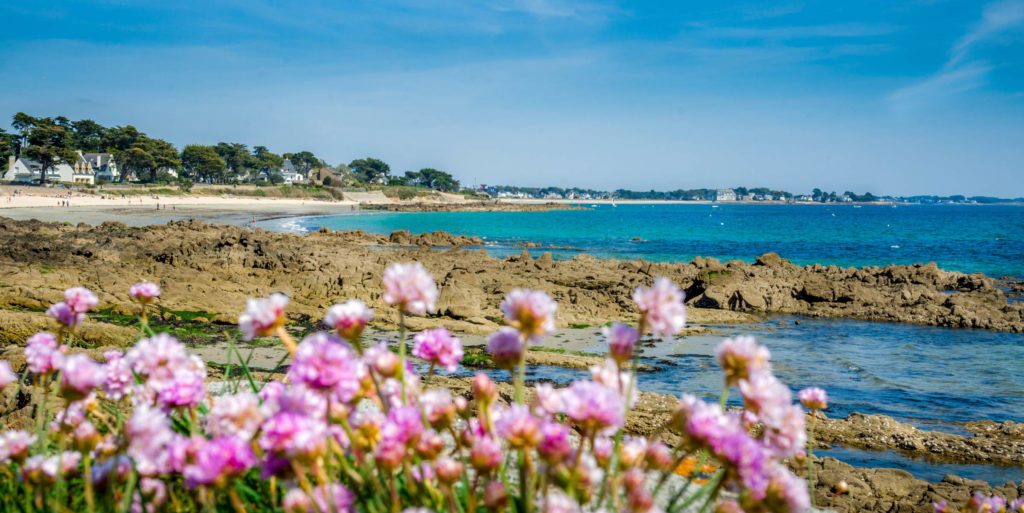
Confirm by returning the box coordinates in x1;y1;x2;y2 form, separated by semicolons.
404;167;461;192
283;150;324;173
180;144;226;182
349;156;391;183
11;113;78;184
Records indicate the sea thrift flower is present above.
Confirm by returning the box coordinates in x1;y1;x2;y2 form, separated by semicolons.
24;332;64;374
155;359;207;409
382;262;438;315
64;287;99;313
967;493;1008;513
59;353;105;400
533;383;566;416
412;327;464;372
324;299;373;342
238;292;289;340
716;336;772;385
183;436;257;488
435;456;463;484
364;342;400;377
283;489;312;513
0;361;16;389
933;501;949;513
419;389;456;428
799;387;829;410
72;421;101;451
0;430;36;463
47;301;83;327
543;489;582;513
603;322;639;363
129;281;161;303
739;371;793;426
207;392;264;440
126;405;175;476
537;421;573;463
487;327;525;369
288;332;358;390
562;380;625;432
102;350;133;399
500;288;558;338
307;484;355;513
381;406;424;445
494;404;542;448
260;412;329;460
473;373;497;402
470;435;503;472
484;481;509;509
762;465;810;512
127;333;188;383
632;277;687;337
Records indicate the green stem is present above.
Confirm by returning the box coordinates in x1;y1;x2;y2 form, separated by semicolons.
397;311;407;404
807;413;818;508
718;381;729;409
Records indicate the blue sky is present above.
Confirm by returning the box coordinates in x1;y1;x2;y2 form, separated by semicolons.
2;1;1023;196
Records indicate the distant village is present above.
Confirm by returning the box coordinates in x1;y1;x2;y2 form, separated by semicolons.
3;113;1020;205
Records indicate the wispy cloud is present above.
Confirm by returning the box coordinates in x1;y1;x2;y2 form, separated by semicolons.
950;0;1024;66
491;0;619;22
696;22;897;40
888;0;1024;111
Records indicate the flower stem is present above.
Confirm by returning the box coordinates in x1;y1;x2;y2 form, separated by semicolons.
276;326;298;356
397;311;407;404
807;413;818;508
84;452;96;513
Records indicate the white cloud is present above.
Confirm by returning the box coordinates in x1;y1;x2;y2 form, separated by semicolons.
888;0;1024;111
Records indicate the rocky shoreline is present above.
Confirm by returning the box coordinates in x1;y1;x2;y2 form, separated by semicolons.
0;217;1020;334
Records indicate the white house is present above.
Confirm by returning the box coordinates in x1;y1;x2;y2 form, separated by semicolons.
714;189;737;202
279;159;305;185
4;156;93;185
81;152;119;181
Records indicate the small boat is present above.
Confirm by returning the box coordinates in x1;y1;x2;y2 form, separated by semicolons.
711;205;719;208
853;205;862;209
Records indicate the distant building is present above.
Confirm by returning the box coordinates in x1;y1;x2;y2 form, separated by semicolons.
79;152;119;182
714;189;737;202
4;156;94;184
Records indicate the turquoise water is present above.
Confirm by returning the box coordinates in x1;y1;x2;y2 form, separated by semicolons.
282;204;1024;278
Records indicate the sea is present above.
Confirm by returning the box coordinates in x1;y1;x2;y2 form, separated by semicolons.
265;203;1024;483
277;203;1024;278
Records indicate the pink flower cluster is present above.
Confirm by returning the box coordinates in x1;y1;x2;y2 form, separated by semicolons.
0;275;862;513
382;262;438;316
129;281;161;303
412;327;463;372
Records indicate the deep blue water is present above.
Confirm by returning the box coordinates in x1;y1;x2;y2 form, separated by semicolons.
280;204;1024;278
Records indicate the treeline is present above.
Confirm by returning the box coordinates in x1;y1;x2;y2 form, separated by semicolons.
0;113;461;191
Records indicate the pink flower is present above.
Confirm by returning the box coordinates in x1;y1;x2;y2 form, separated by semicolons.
288;332;358;390
500;289;557;338
603;322;639;363
632;277;687;337
60;353;105;400
419;390;456;428
561;380;625;432
0;430;36;463
259;412;328;460
283;489;311;513
412;328;464;372
25;332;65;375
183;436;256;488
487;327;524;369
155;363;207;409
324;300;373;342
739;371;792;425
238;293;289;340
64;287;99;313
533;383;565;416
761;404;807;459
261;383;328;419
127;333;188;384
306;483;355;513
126;405;175;476
537;421;573;463
494;404;542;448
542;490;581;513
364;342;400;377
933;501;949;513
21;451;81;485
47;302;83;327
102;351;133;400
473;373;497;402
763;465;810;513
382;262;438;316
0;361;17;389
968;493;1007;513
435;456;463;484
207;392;264;440
469;435;502;472
381;406;424;445
716;336;772;385
798;387;829;410
129;282;161;303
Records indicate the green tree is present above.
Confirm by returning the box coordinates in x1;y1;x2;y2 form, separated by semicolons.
349;157;390;183
284;151;323;173
254;146;285;174
70;119;107;152
181;145;227;183
215;143;256;177
405;168;460;192
0;128;15;164
13;115;77;185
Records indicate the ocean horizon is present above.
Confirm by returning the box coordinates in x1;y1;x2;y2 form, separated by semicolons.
271;203;1024;279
